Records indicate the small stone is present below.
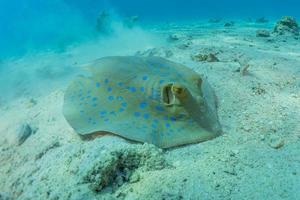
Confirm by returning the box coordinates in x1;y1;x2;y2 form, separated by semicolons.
29;98;38;105
269;136;285;149
9;123;33;146
191;53;219;62
168;33;184;42
224;21;234;27
177;43;190;50
256;30;271;37
230;149;239;156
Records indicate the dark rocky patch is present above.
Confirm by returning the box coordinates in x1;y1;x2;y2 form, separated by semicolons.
274;16;299;36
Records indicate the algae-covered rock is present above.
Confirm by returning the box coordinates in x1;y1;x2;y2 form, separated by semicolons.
274;16;299;36
256;29;271;38
82;144;167;192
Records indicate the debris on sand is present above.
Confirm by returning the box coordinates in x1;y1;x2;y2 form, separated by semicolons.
268;136;285;149
167;33;185;42
274;16;299;36
240;64;250;76
191;53;219;62
11;123;33;146
135;48;173;58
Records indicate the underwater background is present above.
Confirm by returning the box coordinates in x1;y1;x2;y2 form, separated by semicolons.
1;0;300;59
0;0;300;200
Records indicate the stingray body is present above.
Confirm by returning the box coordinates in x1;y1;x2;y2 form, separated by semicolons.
63;56;222;148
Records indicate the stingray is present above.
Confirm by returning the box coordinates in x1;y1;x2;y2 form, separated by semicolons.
63;56;222;148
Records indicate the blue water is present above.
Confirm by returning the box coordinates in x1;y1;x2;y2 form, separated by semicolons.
0;0;299;59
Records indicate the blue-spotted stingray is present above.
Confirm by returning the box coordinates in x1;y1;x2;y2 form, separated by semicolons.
63;56;222;148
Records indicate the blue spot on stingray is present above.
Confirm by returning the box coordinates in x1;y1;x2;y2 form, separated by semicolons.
110;111;116;115
134;112;141;117
140;87;145;92
170;116;176;121
128;87;136;92
142;76;148;80
104;79;109;84
159;80;165;84
188;119;193;124
165;123;171;128
86;95;91;99
155;105;164;112
96;82;101;87
92;97;97;101
150;88;159;100
117;82;123;86
104;118;109;122
139;101;147;109
163;116;168;120
108;96;114;101
119;108;125;112
143;113;150;119
99;111;107;116
116;96;124;101
107;87;112;92
121;102;127;107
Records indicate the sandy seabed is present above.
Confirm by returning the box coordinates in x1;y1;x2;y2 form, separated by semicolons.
0;20;300;200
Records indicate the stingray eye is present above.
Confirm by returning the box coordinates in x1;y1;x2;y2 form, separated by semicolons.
162;84;174;105
171;84;187;99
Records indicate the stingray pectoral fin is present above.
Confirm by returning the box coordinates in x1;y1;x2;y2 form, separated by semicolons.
158;124;217;148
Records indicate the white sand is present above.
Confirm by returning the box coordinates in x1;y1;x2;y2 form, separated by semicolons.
0;21;300;200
